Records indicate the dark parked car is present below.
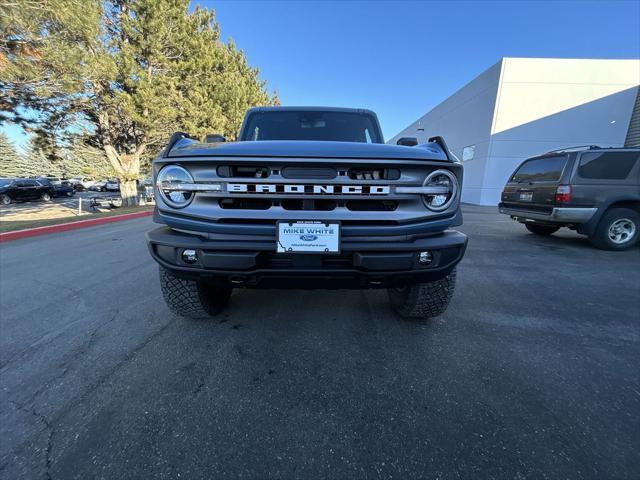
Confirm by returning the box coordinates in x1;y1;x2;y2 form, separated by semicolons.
0;178;55;205
499;146;640;250
47;181;76;198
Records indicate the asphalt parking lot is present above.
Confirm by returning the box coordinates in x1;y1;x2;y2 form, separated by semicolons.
0;205;638;479
0;191;121;222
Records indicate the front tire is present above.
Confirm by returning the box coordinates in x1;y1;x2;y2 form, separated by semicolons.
40;192;52;202
589;208;639;251
0;194;11;205
388;269;457;319
525;223;559;236
159;267;232;319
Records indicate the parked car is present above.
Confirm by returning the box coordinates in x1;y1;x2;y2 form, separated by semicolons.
0;178;55;205
105;178;120;191
138;178;154;201
499;146;640;251
89;180;108;192
148;106;467;320
52;183;76;198
35;176;62;185
67;177;97;191
37;177;75;198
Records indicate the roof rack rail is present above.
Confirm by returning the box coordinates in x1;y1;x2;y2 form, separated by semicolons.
546;145;601;154
162;132;195;158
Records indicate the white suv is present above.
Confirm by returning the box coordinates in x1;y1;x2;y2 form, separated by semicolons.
105;178;120;191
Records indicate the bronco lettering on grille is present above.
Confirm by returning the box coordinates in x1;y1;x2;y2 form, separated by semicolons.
227;184;390;195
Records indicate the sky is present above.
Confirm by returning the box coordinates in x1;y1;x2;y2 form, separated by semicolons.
208;0;640;139
3;0;639;148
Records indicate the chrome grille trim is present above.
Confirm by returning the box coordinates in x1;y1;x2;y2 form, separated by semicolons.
154;158;461;221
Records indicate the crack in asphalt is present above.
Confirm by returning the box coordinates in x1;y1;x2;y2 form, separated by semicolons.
6;401;54;480
3;314;176;479
11;310;121;411
0;265;152;370
51;316;177;421
192;379;205;395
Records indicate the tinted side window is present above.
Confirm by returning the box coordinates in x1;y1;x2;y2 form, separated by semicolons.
511;155;568;182
578;151;639;180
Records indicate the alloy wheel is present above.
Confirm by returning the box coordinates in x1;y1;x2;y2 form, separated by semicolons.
607;218;636;245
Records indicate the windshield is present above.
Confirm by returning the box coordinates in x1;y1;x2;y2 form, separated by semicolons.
0;179;14;187
240;111;383;143
511;155;568;182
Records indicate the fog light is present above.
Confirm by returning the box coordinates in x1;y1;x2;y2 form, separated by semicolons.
182;249;198;264
418;251;433;265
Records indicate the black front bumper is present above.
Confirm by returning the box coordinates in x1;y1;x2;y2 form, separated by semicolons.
146;226;467;289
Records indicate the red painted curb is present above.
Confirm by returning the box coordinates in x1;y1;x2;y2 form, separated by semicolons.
0;210;153;243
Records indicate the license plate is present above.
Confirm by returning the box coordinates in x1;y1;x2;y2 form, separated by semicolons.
277;221;340;253
519;192;533;201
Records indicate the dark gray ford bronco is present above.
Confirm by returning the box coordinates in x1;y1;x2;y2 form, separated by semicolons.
147;107;467;319
499;146;640;250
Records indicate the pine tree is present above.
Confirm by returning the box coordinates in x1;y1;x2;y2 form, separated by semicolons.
63;140;116;179
20;138;53;178
0;132;23;177
1;0;277;205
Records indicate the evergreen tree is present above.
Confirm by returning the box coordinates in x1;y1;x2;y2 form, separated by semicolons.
63;140;116;179
20;138;54;178
0;132;22;177
1;0;277;205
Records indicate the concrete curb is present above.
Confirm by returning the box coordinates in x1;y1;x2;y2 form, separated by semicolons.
0;210;153;243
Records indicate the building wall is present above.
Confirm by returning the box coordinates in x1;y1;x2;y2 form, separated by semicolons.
483;58;640;204
388;61;502;205
390;57;640;205
625;86;640;147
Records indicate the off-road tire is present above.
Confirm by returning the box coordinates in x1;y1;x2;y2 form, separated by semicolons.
525;223;559;236
388;269;457;319
589;207;640;251
159;267;232;319
0;194;11;205
40;192;52;202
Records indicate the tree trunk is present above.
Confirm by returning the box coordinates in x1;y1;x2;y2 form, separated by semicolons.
120;179;139;207
100;136;144;207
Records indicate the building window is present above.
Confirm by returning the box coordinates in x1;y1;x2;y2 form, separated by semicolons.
462;145;475;162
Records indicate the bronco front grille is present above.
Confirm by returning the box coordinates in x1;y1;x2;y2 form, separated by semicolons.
218;197;397;212
157;158;461;223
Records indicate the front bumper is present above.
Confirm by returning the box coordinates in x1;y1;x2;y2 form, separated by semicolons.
498;205;597;224
146;226;467;289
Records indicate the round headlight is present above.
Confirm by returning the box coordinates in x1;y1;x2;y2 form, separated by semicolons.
157;165;194;208
422;169;458;212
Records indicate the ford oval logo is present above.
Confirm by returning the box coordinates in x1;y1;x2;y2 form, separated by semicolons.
300;234;317;241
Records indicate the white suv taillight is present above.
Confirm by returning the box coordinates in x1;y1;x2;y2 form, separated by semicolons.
555;185;572;203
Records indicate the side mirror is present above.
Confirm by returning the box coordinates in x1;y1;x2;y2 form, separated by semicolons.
205;134;226;143
397;137;418;147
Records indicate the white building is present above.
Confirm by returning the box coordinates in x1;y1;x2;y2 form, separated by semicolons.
389;58;640;205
